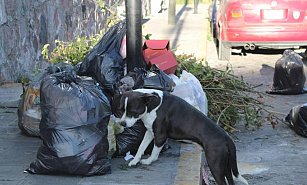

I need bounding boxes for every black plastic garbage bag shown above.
[285,104,307,137]
[144,65,176,91]
[113,120,154,157]
[116,64,176,93]
[26,72,111,176]
[116,68,146,93]
[18,62,75,137]
[267,50,306,95]
[77,21,126,96]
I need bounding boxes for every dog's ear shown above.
[141,93,158,106]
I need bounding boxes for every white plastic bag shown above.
[170,70,208,115]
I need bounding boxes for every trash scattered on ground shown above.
[124,151,134,161]
[267,49,306,95]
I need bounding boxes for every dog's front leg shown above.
[128,130,154,166]
[140,144,164,165]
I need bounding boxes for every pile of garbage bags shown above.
[20,20,208,176]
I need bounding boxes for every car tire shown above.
[212,24,217,44]
[218,38,231,61]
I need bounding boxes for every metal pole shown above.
[168,0,176,25]
[125,0,144,72]
[194,0,198,14]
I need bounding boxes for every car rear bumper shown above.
[224,28,307,48]
[224,41,307,49]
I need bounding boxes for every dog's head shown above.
[111,89,163,127]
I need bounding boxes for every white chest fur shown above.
[141,111,158,132]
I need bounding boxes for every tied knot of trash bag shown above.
[53,71,77,84]
[46,62,75,75]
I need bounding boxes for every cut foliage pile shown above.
[176,54,269,131]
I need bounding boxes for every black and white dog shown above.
[111,89,248,185]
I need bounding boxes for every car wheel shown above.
[212,24,217,44]
[218,36,231,61]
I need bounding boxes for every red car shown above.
[214,0,307,60]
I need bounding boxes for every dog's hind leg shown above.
[128,130,154,166]
[205,148,228,185]
[140,144,164,165]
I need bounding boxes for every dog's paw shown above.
[140,158,153,165]
[128,158,140,166]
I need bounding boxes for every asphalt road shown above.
[206,39,307,185]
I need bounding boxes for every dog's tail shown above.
[227,139,249,185]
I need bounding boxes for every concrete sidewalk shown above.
[0,3,209,185]
[143,3,208,60]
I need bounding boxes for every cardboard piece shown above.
[143,40,170,63]
[148,51,177,74]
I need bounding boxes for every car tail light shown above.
[231,8,243,18]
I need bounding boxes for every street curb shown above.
[174,143,203,185]
[174,4,208,184]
